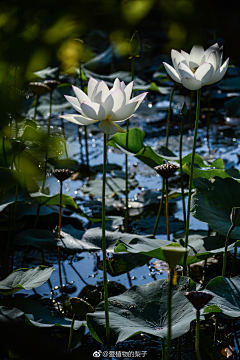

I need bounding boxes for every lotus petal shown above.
[99,119,118,135]
[92,80,110,103]
[190,45,205,65]
[129,92,148,110]
[208,58,229,85]
[81,102,106,121]
[110,102,138,122]
[111,89,124,113]
[178,62,194,79]
[88,77,98,101]
[181,78,203,91]
[208,52,217,71]
[64,95,81,113]
[59,114,98,125]
[163,62,181,83]
[204,43,219,62]
[171,50,186,69]
[103,94,114,117]
[123,81,133,105]
[181,50,190,66]
[110,78,121,94]
[194,63,214,86]
[72,86,90,105]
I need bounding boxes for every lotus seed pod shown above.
[184,291,213,310]
[161,245,187,270]
[44,80,60,91]
[52,169,74,182]
[29,82,51,96]
[230,207,240,227]
[154,163,178,179]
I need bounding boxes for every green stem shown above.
[177,336,182,360]
[161,338,165,359]
[189,91,193,130]
[214,313,219,360]
[61,118,68,158]
[84,125,89,173]
[131,56,135,81]
[231,244,237,278]
[180,114,186,229]
[78,127,84,164]
[103,134,111,356]
[195,309,201,360]
[42,91,52,192]
[222,224,235,277]
[166,269,174,360]
[68,314,75,353]
[34,204,41,229]
[183,88,201,275]
[58,180,66,315]
[165,178,170,241]
[166,86,175,148]
[2,135,8,167]
[206,85,212,151]
[34,95,39,121]
[153,178,165,237]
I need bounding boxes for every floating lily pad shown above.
[108,128,223,170]
[191,177,240,239]
[183,163,233,181]
[0,266,54,295]
[87,276,199,345]
[204,276,240,318]
[0,298,84,330]
[14,229,56,249]
[56,227,152,275]
[80,176,138,197]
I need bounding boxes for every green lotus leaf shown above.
[56,227,151,276]
[191,177,240,238]
[80,176,138,197]
[0,266,54,295]
[203,276,240,318]
[14,229,56,249]
[87,276,200,345]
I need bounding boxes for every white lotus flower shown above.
[163,43,229,90]
[60,77,147,135]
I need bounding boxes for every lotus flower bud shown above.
[154,163,179,179]
[181,102,188,117]
[230,207,240,227]
[128,30,141,58]
[184,291,213,310]
[52,169,74,182]
[161,245,187,270]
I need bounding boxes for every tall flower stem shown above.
[102,134,111,355]
[58,180,66,315]
[153,178,165,237]
[125,56,135,233]
[180,112,187,229]
[195,309,201,360]
[161,338,165,359]
[166,269,174,360]
[189,91,193,130]
[231,244,237,277]
[166,85,175,148]
[206,85,213,151]
[222,224,235,277]
[165,179,170,240]
[84,125,89,173]
[33,95,39,121]
[177,336,182,360]
[183,89,201,275]
[214,314,219,360]
[42,91,53,192]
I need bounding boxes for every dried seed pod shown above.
[44,80,60,91]
[29,82,51,96]
[52,169,74,182]
[161,245,187,270]
[184,291,213,310]
[154,163,178,179]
